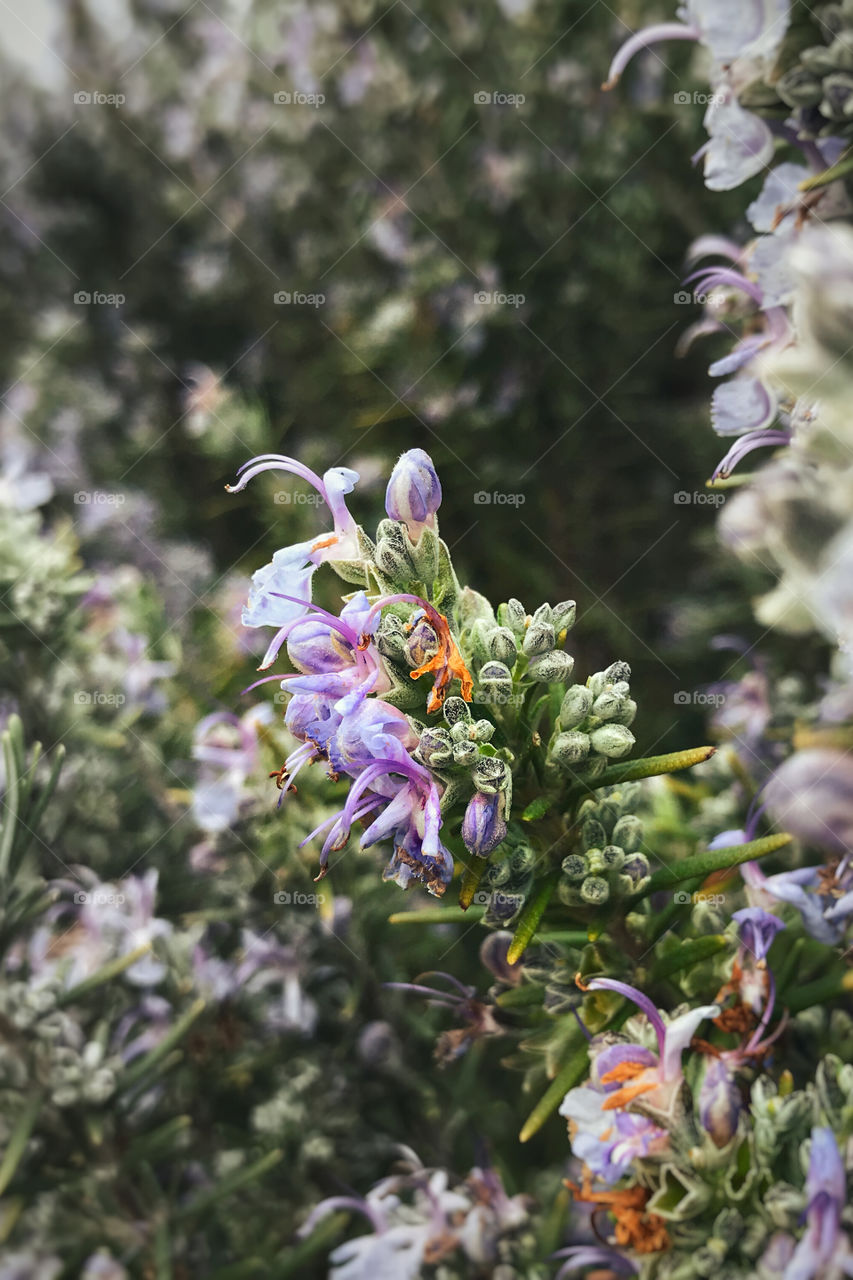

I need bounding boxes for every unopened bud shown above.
[522,621,555,657]
[612,815,643,853]
[559,685,593,729]
[580,876,610,905]
[590,723,635,759]
[528,650,575,683]
[551,730,591,766]
[489,627,518,667]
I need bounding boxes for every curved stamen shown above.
[603,21,700,90]
[227,454,328,499]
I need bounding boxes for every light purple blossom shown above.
[784,1128,852,1280]
[385,448,442,541]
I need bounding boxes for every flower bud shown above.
[488,626,518,667]
[559,685,593,729]
[551,600,576,633]
[472,756,510,795]
[522,621,555,657]
[404,616,441,669]
[528,650,575,683]
[385,448,441,540]
[443,696,471,726]
[590,724,635,759]
[477,661,513,701]
[604,661,631,683]
[452,740,478,766]
[580,875,610,905]
[479,931,520,985]
[601,844,625,871]
[591,690,624,721]
[582,818,607,850]
[612,698,637,727]
[700,1059,742,1148]
[499,598,527,637]
[561,853,588,881]
[621,852,650,886]
[551,730,591,766]
[462,791,508,857]
[612,814,643,853]
[416,726,454,767]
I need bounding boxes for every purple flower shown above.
[732,907,785,962]
[226,454,362,665]
[385,448,442,540]
[461,790,508,857]
[765,749,853,856]
[784,1128,852,1280]
[698,1057,742,1148]
[560,978,718,1182]
[742,859,853,947]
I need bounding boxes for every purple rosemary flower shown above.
[732,906,785,964]
[784,1128,852,1280]
[764,748,853,856]
[560,978,718,1183]
[742,858,853,946]
[226,454,362,665]
[385,448,442,541]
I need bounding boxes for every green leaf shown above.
[388,905,484,925]
[522,796,554,822]
[650,935,730,982]
[800,150,853,190]
[0,1093,42,1196]
[0,730,20,883]
[57,943,153,1007]
[175,1149,283,1219]
[568,746,716,798]
[458,860,487,911]
[636,832,792,898]
[519,1042,588,1143]
[507,870,560,965]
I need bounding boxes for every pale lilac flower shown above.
[553,1244,638,1277]
[765,749,853,855]
[385,448,442,541]
[226,454,362,664]
[784,1128,852,1280]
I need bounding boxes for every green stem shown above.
[0,1093,41,1196]
[388,905,484,925]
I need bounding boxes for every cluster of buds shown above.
[549,662,637,777]
[464,597,578,701]
[777,3,853,136]
[558,783,648,908]
[228,448,639,897]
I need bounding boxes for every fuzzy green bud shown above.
[612,698,637,727]
[499,598,527,637]
[416,726,454,767]
[552,600,577,633]
[601,844,625,871]
[590,723,635,759]
[477,661,513,700]
[472,756,510,795]
[488,626,518,667]
[522,621,554,657]
[561,853,588,881]
[559,684,593,729]
[528,650,575,683]
[612,815,643,853]
[551,730,591,767]
[443,696,471,726]
[582,818,607,850]
[591,690,624,721]
[452,741,478,766]
[580,876,610,905]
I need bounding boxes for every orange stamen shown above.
[600,1060,648,1085]
[565,1175,670,1255]
[311,534,338,552]
[601,1081,657,1111]
[408,609,473,711]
